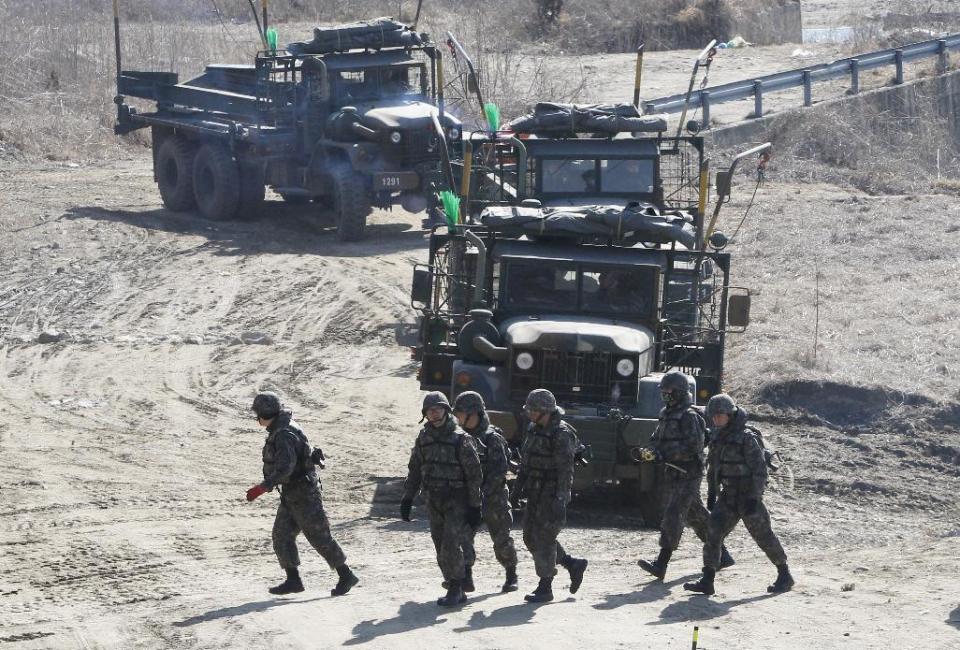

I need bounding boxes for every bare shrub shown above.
[766,91,960,195]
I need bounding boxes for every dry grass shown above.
[721,184,960,403]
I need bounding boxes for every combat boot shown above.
[331,564,359,596]
[767,564,795,593]
[719,546,736,570]
[501,565,519,593]
[638,547,672,580]
[437,579,467,607]
[683,567,716,596]
[462,566,475,593]
[524,577,554,603]
[269,567,305,595]
[563,557,588,594]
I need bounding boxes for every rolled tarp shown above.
[287,17,424,55]
[507,103,668,135]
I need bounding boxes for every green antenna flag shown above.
[483,103,500,132]
[266,27,278,51]
[439,191,460,226]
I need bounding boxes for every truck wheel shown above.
[278,193,310,205]
[192,143,240,221]
[331,170,371,242]
[156,135,197,212]
[620,476,665,527]
[238,162,266,219]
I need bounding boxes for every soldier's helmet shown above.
[659,371,691,405]
[421,391,451,414]
[706,393,737,418]
[524,388,558,414]
[252,391,282,419]
[453,391,485,415]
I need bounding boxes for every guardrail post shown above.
[937,39,949,74]
[894,49,904,85]
[802,69,812,106]
[643,101,656,115]
[700,91,711,129]
[849,59,860,94]
[753,80,763,118]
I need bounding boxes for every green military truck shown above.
[410,116,762,520]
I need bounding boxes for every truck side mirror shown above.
[715,170,732,202]
[727,293,750,328]
[411,268,433,307]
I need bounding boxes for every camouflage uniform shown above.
[403,416,483,582]
[263,410,347,570]
[703,407,787,570]
[461,413,518,570]
[519,410,579,578]
[650,400,710,551]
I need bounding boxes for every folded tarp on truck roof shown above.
[507,103,668,135]
[287,17,424,55]
[479,202,696,248]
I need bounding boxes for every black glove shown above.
[466,505,483,529]
[707,490,717,511]
[400,498,412,521]
[310,446,326,469]
[742,497,759,515]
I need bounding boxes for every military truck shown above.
[113,18,461,240]
[410,117,763,520]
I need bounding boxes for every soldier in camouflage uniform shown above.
[453,391,519,593]
[685,394,794,595]
[245,391,359,597]
[637,372,734,580]
[401,392,484,607]
[516,388,588,603]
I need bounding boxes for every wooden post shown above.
[803,69,812,106]
[700,90,711,128]
[894,49,904,85]
[753,80,763,118]
[850,59,860,94]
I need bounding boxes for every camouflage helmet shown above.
[421,391,451,414]
[524,388,558,414]
[706,393,737,418]
[252,391,282,419]
[453,391,486,415]
[659,371,691,394]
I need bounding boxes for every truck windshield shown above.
[540,158,655,195]
[504,262,656,317]
[334,65,426,102]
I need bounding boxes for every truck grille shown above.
[402,129,442,166]
[512,349,618,404]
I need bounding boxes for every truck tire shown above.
[331,170,371,242]
[156,135,197,212]
[192,143,240,221]
[278,192,310,205]
[238,162,266,219]
[620,474,665,528]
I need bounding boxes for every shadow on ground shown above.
[948,605,960,629]
[345,600,450,645]
[593,574,699,611]
[172,596,326,627]
[65,204,426,258]
[649,592,776,625]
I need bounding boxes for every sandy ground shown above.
[0,155,957,649]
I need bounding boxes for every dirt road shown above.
[0,157,957,649]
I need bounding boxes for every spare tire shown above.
[156,135,197,212]
[193,143,240,221]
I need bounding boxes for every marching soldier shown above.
[400,392,484,607]
[684,394,794,595]
[245,391,359,597]
[516,388,588,603]
[636,372,734,580]
[453,391,519,593]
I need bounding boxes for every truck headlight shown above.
[390,131,402,144]
[616,358,636,377]
[515,352,534,371]
[447,126,461,140]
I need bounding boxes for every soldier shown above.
[684,394,795,595]
[400,392,484,607]
[636,372,734,580]
[244,391,359,597]
[452,391,519,593]
[516,388,588,603]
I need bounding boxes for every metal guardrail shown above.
[642,33,960,125]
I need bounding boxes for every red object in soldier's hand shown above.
[246,485,267,502]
